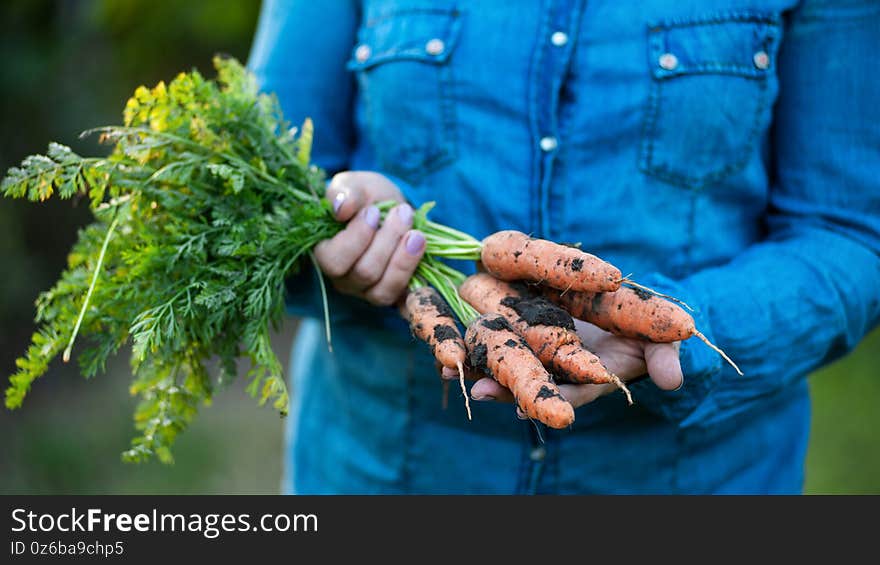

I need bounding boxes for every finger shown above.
[313,205,380,278]
[441,362,484,382]
[327,171,403,221]
[363,230,426,306]
[558,382,616,409]
[470,377,515,403]
[644,341,684,391]
[348,204,414,288]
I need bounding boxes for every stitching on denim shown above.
[349,12,462,71]
[365,7,458,29]
[648,10,781,30]
[655,64,772,80]
[637,74,661,177]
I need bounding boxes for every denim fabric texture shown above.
[248,0,880,494]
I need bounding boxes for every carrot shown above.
[544,286,743,375]
[404,286,470,418]
[465,313,575,428]
[481,230,621,293]
[459,274,631,403]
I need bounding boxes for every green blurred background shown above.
[0,0,877,494]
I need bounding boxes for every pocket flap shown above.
[347,7,462,71]
[648,12,781,79]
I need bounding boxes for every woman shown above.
[247,0,880,493]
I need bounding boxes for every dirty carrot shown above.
[480,230,622,293]
[466,313,575,429]
[404,285,470,419]
[545,286,743,375]
[459,274,631,403]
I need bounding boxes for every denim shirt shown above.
[248,0,880,493]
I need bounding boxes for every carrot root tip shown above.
[693,329,744,376]
[457,361,472,421]
[610,373,633,405]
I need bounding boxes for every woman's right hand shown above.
[314,171,427,307]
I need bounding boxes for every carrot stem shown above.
[63,217,119,363]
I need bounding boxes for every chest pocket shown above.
[347,6,461,184]
[638,12,781,190]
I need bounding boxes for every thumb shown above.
[644,342,684,391]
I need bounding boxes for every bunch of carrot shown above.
[403,230,742,429]
[0,58,740,461]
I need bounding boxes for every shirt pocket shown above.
[347,5,461,184]
[638,12,781,190]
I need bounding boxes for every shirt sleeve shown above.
[247,0,367,322]
[628,0,880,425]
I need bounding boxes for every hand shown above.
[466,319,684,412]
[313,171,426,306]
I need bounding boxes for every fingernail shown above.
[673,377,685,392]
[364,206,380,229]
[405,231,425,255]
[332,191,347,215]
[396,203,413,224]
[471,393,495,401]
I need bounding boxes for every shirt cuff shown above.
[625,272,723,423]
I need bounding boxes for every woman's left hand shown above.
[461,319,684,411]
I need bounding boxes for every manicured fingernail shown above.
[471,393,495,401]
[332,191,347,215]
[396,203,413,224]
[405,231,426,255]
[364,206,380,229]
[673,377,685,392]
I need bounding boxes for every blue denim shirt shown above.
[248,0,880,493]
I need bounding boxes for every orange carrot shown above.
[481,230,621,292]
[459,274,631,403]
[465,313,575,429]
[544,286,743,375]
[404,287,470,418]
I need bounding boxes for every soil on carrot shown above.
[419,291,455,318]
[570,258,584,272]
[501,296,575,330]
[480,316,514,332]
[468,342,489,374]
[535,384,564,401]
[433,324,459,342]
[632,286,653,300]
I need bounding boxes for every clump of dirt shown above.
[500,296,575,330]
[433,324,459,342]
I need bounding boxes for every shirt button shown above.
[658,52,678,71]
[529,446,547,462]
[354,44,371,63]
[425,38,445,56]
[550,31,568,47]
[753,50,770,70]
[539,136,558,152]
